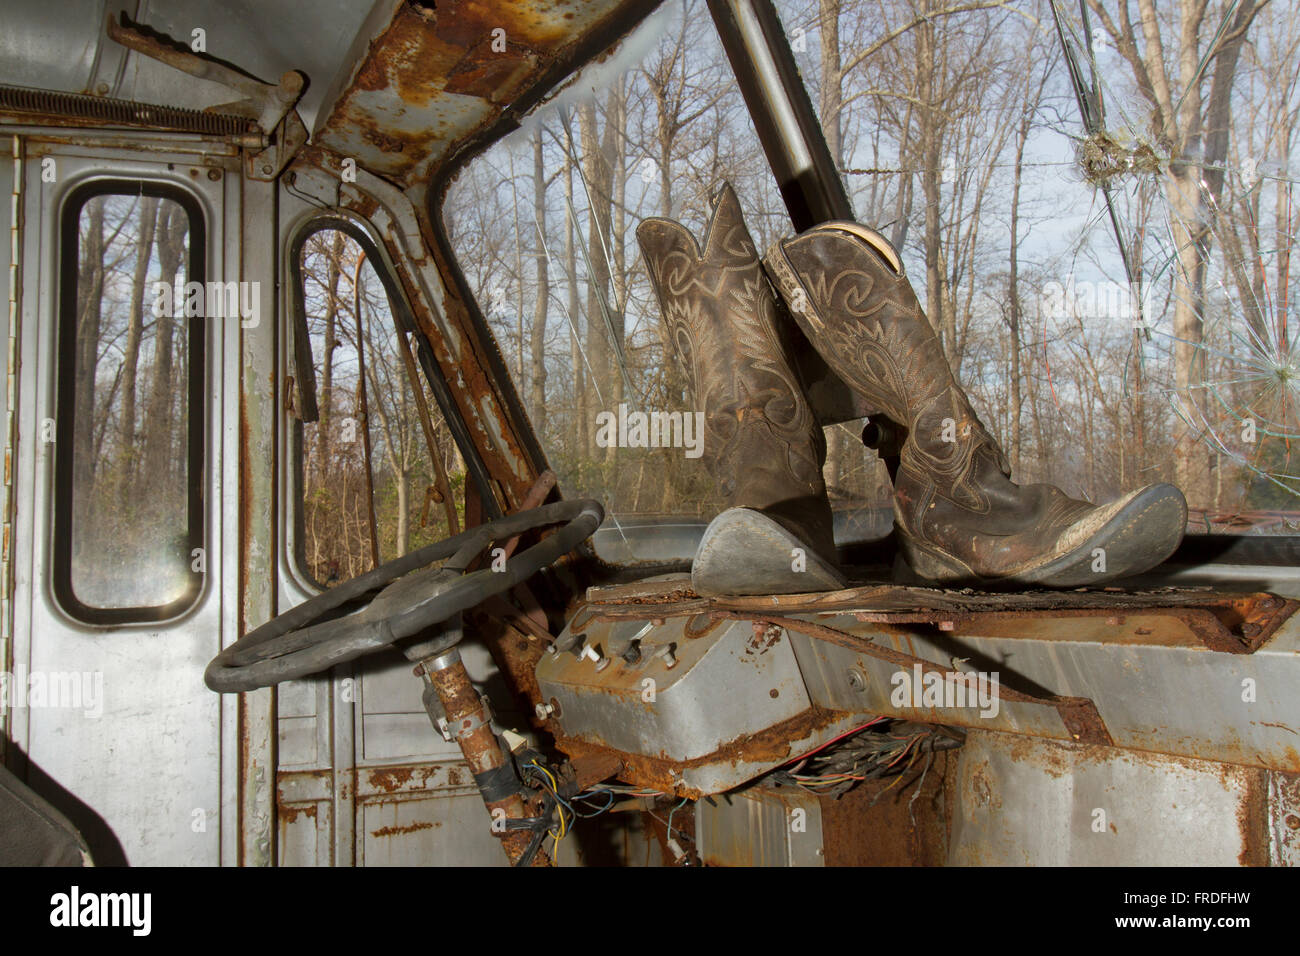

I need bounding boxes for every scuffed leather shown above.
[765,223,1185,582]
[636,183,838,573]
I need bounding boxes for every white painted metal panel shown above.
[9,142,239,865]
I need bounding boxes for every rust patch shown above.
[350,8,467,104]
[371,820,439,837]
[1236,771,1270,866]
[279,803,318,824]
[745,622,783,656]
[368,767,416,794]
[1054,696,1114,746]
[360,126,410,154]
[556,707,848,797]
[316,0,637,184]
[821,751,954,866]
[444,40,536,102]
[434,0,577,51]
[360,763,452,795]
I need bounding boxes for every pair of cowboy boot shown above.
[636,184,1186,596]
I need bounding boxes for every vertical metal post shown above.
[239,173,277,866]
[0,136,21,761]
[705,0,855,230]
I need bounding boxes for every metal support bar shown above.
[705,0,854,228]
[105,13,304,135]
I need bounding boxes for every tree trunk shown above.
[120,196,159,498]
[916,11,948,353]
[74,197,106,496]
[145,203,186,485]
[609,79,629,418]
[1008,111,1028,478]
[579,98,618,460]
[564,157,587,457]
[317,231,347,474]
[530,127,549,436]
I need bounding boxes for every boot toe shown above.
[898,483,1188,587]
[692,508,846,597]
[1023,482,1188,586]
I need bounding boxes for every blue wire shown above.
[665,796,689,840]
[572,788,617,818]
[528,761,576,816]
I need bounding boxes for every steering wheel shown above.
[205,498,604,693]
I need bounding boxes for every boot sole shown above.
[693,507,846,596]
[900,483,1188,588]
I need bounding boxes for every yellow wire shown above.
[529,761,570,840]
[530,760,560,792]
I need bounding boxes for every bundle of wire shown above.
[766,720,965,798]
[522,759,673,854]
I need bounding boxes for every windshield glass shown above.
[444,0,1300,544]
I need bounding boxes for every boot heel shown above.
[896,537,973,585]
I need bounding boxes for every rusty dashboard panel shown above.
[535,578,1300,796]
[580,579,1299,654]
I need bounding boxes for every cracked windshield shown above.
[444,0,1300,558]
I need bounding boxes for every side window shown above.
[54,183,205,622]
[292,226,466,587]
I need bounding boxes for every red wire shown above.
[885,733,925,770]
[779,716,886,769]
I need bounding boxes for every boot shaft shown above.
[764,223,1011,514]
[636,184,834,558]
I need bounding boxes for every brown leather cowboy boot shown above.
[764,222,1187,587]
[636,184,844,596]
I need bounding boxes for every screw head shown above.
[847,668,868,692]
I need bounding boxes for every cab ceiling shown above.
[1,0,644,187]
[314,0,636,186]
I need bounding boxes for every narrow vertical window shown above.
[54,182,205,622]
[291,224,466,588]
